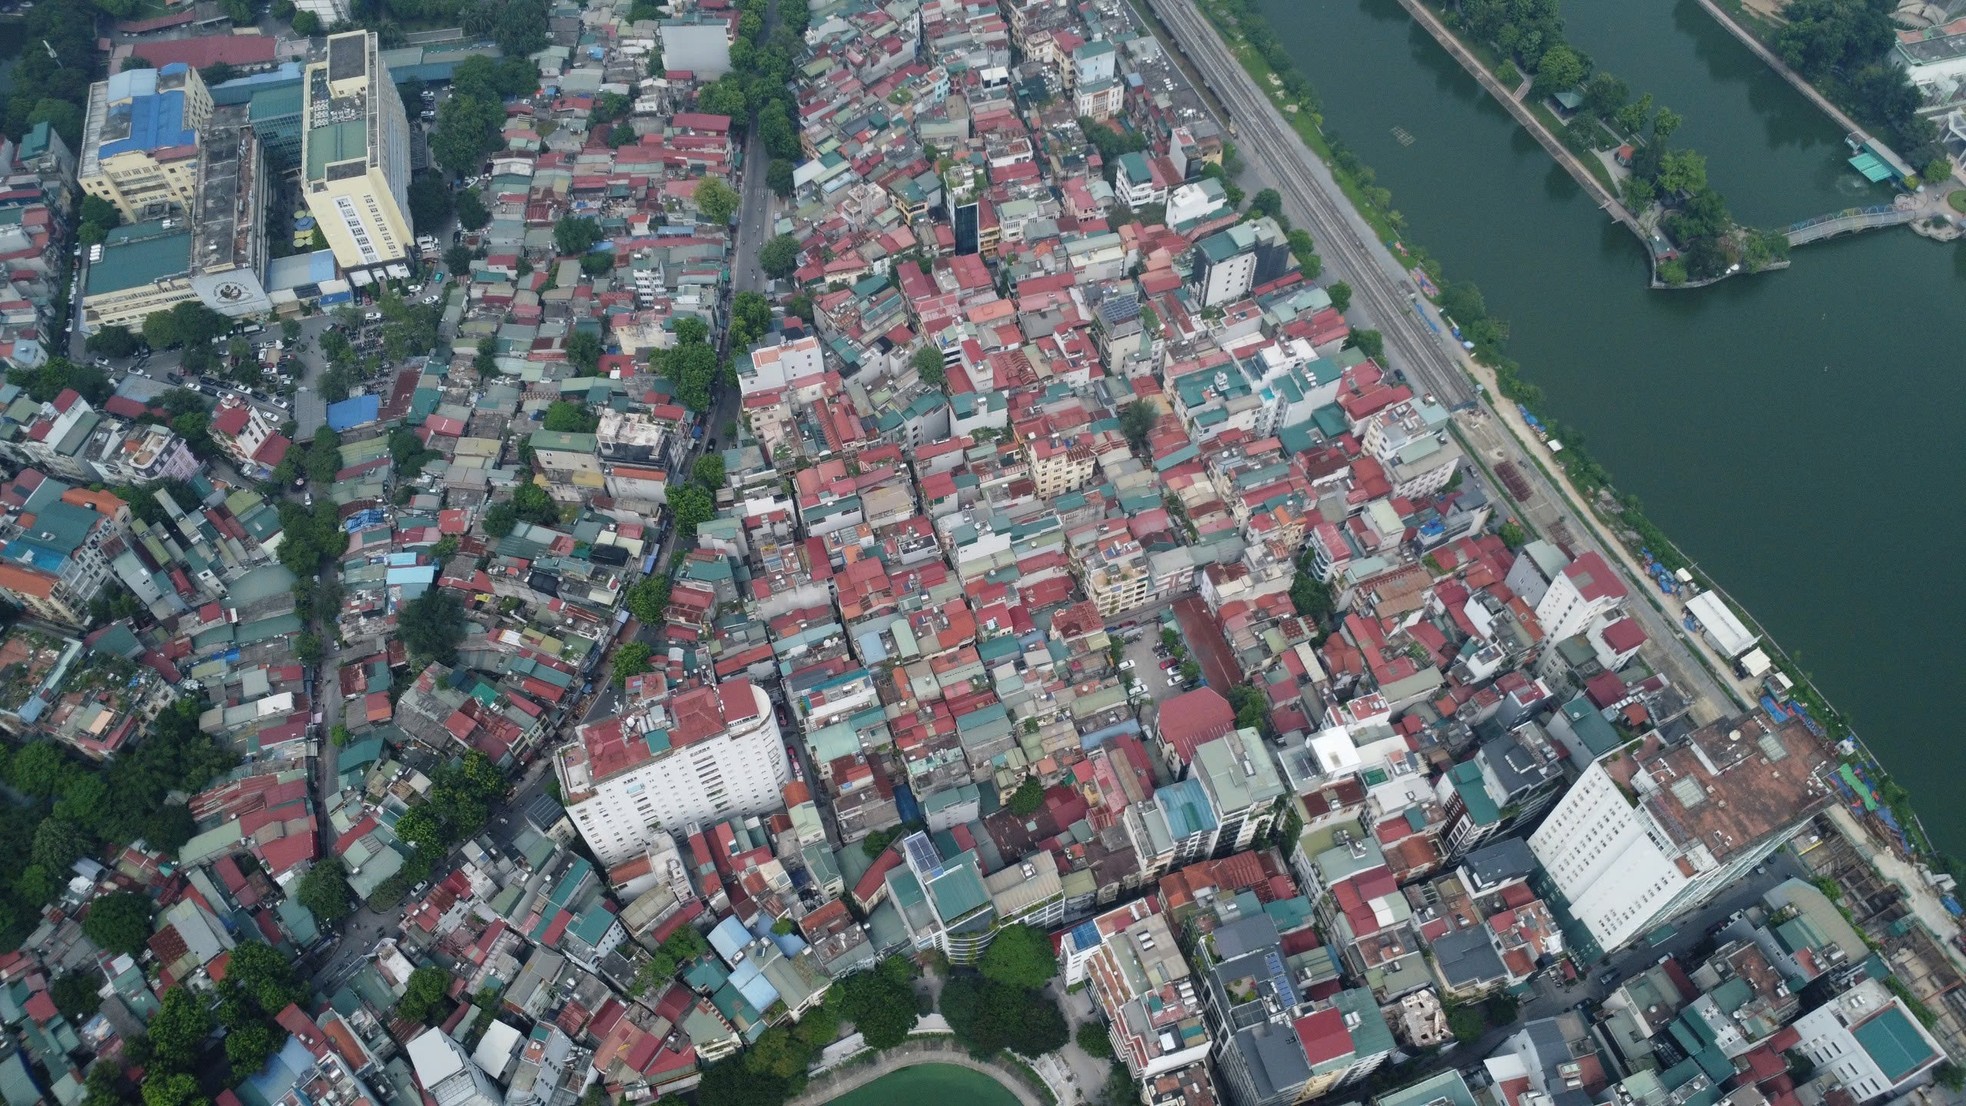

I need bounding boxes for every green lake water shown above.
[1255,0,1966,848]
[824,1064,1023,1106]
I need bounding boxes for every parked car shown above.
[1118,659,1135,671]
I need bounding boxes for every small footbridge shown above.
[1785,204,1915,247]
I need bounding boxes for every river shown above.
[1254,0,1966,850]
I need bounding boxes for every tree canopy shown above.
[296,858,354,924]
[694,178,739,225]
[399,588,466,666]
[1120,400,1158,454]
[942,972,1068,1057]
[667,485,715,537]
[83,891,153,957]
[977,923,1058,991]
[836,963,917,1049]
[760,233,800,279]
[554,215,603,256]
[397,966,453,1023]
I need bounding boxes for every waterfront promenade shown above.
[785,1040,1050,1106]
[1143,0,1739,721]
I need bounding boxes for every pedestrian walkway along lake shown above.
[1254,0,1966,850]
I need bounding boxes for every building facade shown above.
[557,680,790,866]
[301,32,415,284]
[80,65,212,222]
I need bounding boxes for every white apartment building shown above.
[739,332,824,394]
[406,1030,502,1106]
[557,680,789,866]
[1532,551,1627,644]
[1528,713,1832,953]
[1081,903,1213,1082]
[1191,730,1286,856]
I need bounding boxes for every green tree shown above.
[397,966,453,1023]
[144,803,198,853]
[543,400,599,432]
[456,189,491,231]
[626,575,672,624]
[148,987,214,1071]
[565,329,604,373]
[667,484,715,537]
[1583,71,1629,118]
[1497,519,1529,550]
[1532,43,1587,97]
[430,93,504,174]
[1652,106,1683,143]
[511,481,559,524]
[1349,329,1385,360]
[760,233,800,279]
[51,970,103,1022]
[765,158,796,198]
[33,817,91,875]
[554,215,603,256]
[1656,149,1708,196]
[1005,776,1045,817]
[1227,685,1271,733]
[674,316,710,346]
[1327,281,1352,313]
[692,453,725,491]
[911,345,946,389]
[1610,90,1653,137]
[836,966,918,1049]
[399,589,465,665]
[1248,187,1285,223]
[1120,400,1157,454]
[407,173,455,228]
[696,77,749,118]
[611,641,654,688]
[86,325,141,358]
[942,974,1069,1057]
[978,923,1058,991]
[223,941,310,1012]
[296,858,354,924]
[141,1072,206,1106]
[1076,1022,1113,1059]
[693,177,739,225]
[224,1020,282,1073]
[483,501,518,537]
[11,741,66,798]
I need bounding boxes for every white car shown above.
[1118,659,1135,671]
[364,311,382,321]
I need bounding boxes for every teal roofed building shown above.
[1790,978,1944,1101]
[887,831,1001,963]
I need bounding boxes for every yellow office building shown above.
[300,32,415,285]
[79,64,213,222]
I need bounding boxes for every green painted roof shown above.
[1448,760,1501,825]
[86,223,190,295]
[306,118,367,180]
[1852,1006,1937,1083]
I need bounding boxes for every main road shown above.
[1141,0,1738,720]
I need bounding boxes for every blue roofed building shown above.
[80,64,212,222]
